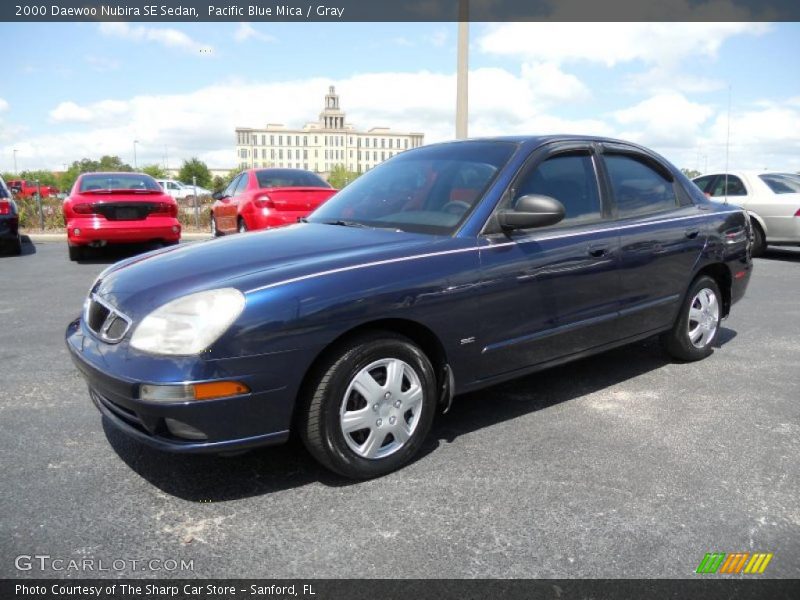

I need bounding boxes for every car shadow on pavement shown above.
[106,329,738,500]
[760,248,800,263]
[0,235,36,257]
[76,242,172,265]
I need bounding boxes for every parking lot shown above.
[1,239,798,578]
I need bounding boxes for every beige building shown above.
[235,87,424,175]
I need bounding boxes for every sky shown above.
[0,20,798,174]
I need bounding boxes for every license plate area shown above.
[115,207,141,220]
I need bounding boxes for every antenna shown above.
[724,84,732,205]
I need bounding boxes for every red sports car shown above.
[63,172,181,261]
[210,168,336,235]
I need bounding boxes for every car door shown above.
[217,174,242,232]
[599,147,707,336]
[231,172,251,228]
[476,143,622,380]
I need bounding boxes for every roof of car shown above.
[693,170,798,179]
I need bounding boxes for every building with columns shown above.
[235,87,424,175]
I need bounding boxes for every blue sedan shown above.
[66,136,753,478]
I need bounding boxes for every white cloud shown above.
[99,22,212,55]
[0,98,9,112]
[478,22,770,68]
[49,102,94,123]
[613,93,714,147]
[233,23,277,44]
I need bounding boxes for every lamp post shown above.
[455,0,469,139]
[133,140,139,169]
[13,148,18,174]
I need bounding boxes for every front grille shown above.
[84,295,132,343]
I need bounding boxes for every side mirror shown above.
[496,194,565,231]
[212,191,224,201]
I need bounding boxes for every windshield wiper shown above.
[319,219,369,228]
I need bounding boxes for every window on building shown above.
[279,149,283,159]
[296,136,300,146]
[405,139,409,149]
[381,139,385,148]
[314,136,318,144]
[381,151,386,161]
[278,136,282,145]
[303,149,308,159]
[271,149,275,159]
[303,137,308,146]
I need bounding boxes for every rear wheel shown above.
[751,221,766,257]
[68,244,84,262]
[661,275,722,361]
[9,236,22,256]
[299,332,437,479]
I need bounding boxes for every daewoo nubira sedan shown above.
[67,136,752,478]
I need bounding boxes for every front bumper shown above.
[66,216,181,246]
[66,318,295,453]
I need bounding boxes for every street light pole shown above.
[455,0,469,139]
[13,148,18,174]
[133,140,139,169]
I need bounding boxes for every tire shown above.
[660,275,722,362]
[238,218,248,234]
[751,221,766,257]
[210,214,221,237]
[68,244,83,262]
[299,332,438,479]
[9,236,22,256]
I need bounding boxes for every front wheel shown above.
[238,218,248,234]
[751,222,766,257]
[299,332,437,479]
[660,275,722,361]
[210,214,220,237]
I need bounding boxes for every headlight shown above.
[130,288,245,355]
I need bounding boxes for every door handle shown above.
[685,228,700,239]
[587,244,609,258]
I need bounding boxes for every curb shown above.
[23,232,213,242]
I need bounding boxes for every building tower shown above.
[319,86,345,130]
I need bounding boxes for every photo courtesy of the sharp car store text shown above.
[1,1,798,599]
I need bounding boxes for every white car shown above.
[156,179,212,201]
[693,171,800,256]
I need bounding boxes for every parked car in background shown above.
[66,136,752,478]
[156,179,212,201]
[210,168,336,235]
[6,179,59,199]
[0,175,22,255]
[62,172,180,261]
[693,171,800,256]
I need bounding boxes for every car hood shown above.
[94,223,455,318]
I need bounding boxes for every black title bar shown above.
[4,0,800,22]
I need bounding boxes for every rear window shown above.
[78,174,161,192]
[759,174,800,194]
[255,169,330,189]
[0,180,9,198]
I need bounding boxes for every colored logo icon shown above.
[696,552,773,574]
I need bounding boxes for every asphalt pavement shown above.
[1,238,798,578]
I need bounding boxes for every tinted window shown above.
[605,155,677,217]
[233,173,249,196]
[513,153,601,226]
[692,175,716,193]
[759,174,800,194]
[0,180,9,198]
[710,175,747,197]
[222,175,241,198]
[255,169,330,189]
[309,141,517,235]
[78,174,161,192]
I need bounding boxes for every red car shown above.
[7,179,59,198]
[63,172,181,261]
[210,168,336,235]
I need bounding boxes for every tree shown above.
[328,164,360,189]
[60,155,133,191]
[178,158,212,189]
[140,164,167,179]
[212,168,240,192]
[681,168,702,179]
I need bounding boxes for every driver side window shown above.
[222,175,242,198]
[513,153,602,227]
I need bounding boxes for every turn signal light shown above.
[151,201,178,217]
[140,381,250,403]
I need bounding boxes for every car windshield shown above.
[307,141,518,235]
[256,169,331,189]
[78,174,161,193]
[759,174,800,194]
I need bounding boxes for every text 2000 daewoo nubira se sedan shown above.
[67,136,752,478]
